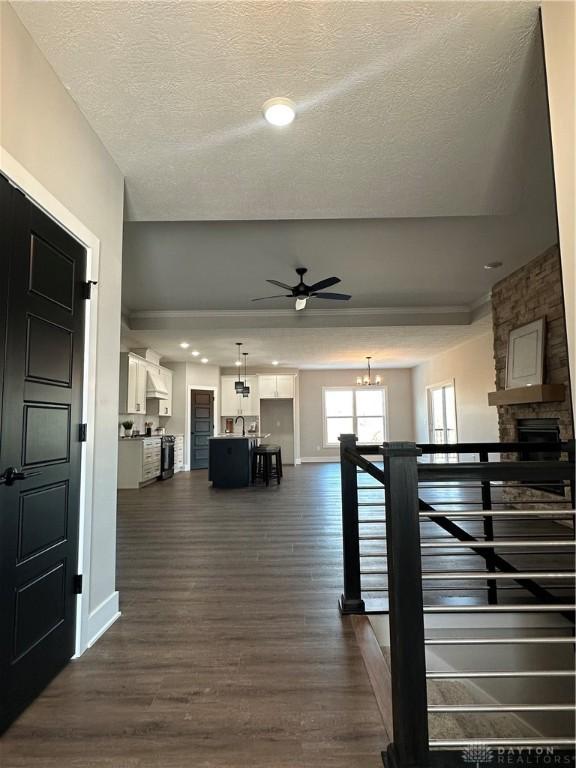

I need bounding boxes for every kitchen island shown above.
[208,434,270,488]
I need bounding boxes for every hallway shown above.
[1,466,386,767]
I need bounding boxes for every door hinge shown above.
[79,423,88,442]
[73,575,83,594]
[81,280,98,300]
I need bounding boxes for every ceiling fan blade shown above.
[267,279,294,291]
[311,292,352,300]
[251,294,290,301]
[307,276,341,292]
[295,297,308,311]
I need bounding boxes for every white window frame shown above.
[322,386,389,448]
[426,379,459,462]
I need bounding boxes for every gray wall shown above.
[298,368,414,460]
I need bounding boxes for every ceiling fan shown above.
[251,267,352,311]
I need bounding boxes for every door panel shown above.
[190,391,213,469]
[0,174,86,733]
[26,315,73,385]
[18,482,69,562]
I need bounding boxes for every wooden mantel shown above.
[488,383,566,407]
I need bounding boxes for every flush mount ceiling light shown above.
[262,97,296,127]
[484,261,503,270]
[272,360,279,366]
[191,350,200,357]
[201,358,209,364]
[179,342,190,349]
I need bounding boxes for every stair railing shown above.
[338,436,576,767]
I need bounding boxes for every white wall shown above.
[298,368,414,460]
[1,4,124,645]
[541,1,575,404]
[411,332,499,444]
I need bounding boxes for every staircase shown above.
[338,436,575,767]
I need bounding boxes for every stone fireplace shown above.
[490,245,574,506]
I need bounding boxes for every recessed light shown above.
[484,261,503,270]
[201,358,209,364]
[191,350,200,357]
[179,342,190,349]
[235,360,242,367]
[272,360,279,366]
[262,97,296,127]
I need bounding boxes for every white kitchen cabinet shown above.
[258,374,294,399]
[258,375,277,399]
[220,376,259,416]
[119,353,147,414]
[174,435,184,472]
[117,437,162,489]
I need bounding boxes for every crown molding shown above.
[128,305,471,320]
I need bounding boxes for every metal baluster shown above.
[479,448,498,605]
[338,434,364,614]
[381,442,429,768]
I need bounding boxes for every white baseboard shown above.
[86,591,121,649]
[300,456,339,463]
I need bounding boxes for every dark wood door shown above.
[0,175,86,733]
[190,390,213,469]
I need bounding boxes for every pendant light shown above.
[356,356,382,386]
[234,343,245,392]
[242,352,250,397]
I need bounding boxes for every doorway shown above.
[190,389,214,469]
[427,381,458,462]
[0,174,86,732]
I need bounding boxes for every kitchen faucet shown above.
[235,415,245,436]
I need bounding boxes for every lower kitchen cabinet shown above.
[117,437,162,489]
[174,435,184,472]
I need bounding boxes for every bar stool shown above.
[252,444,283,486]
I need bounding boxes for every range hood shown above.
[146,368,168,399]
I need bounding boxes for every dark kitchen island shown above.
[208,434,270,488]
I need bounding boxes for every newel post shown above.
[381,442,430,768]
[339,433,365,614]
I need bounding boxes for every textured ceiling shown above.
[121,315,493,368]
[13,0,545,221]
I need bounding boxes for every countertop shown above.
[210,433,271,439]
[119,434,184,442]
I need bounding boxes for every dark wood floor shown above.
[1,465,388,768]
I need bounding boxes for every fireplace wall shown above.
[491,245,574,506]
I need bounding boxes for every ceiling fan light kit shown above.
[251,267,352,312]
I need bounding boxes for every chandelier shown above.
[356,356,381,386]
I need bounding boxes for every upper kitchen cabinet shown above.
[221,375,259,416]
[258,375,295,399]
[119,353,147,414]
